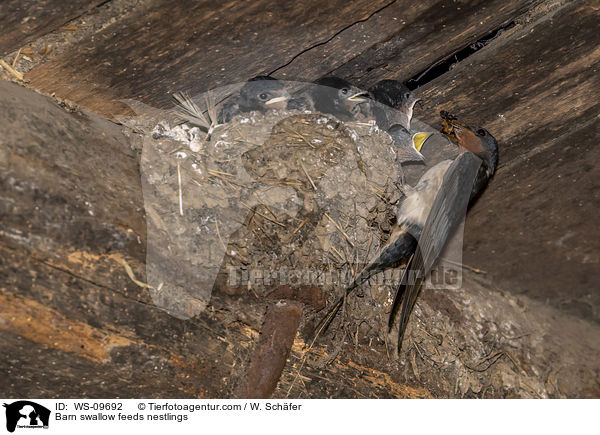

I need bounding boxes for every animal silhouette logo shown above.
[3,401,50,432]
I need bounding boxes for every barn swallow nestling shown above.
[219,76,291,123]
[368,80,420,131]
[388,124,432,164]
[316,113,498,352]
[288,76,369,121]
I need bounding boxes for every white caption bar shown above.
[0,399,595,435]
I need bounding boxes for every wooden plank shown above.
[0,0,104,56]
[0,242,256,398]
[311,0,539,85]
[271,0,441,79]
[1,79,599,398]
[463,120,600,320]
[0,329,187,398]
[0,80,255,397]
[25,0,392,117]
[416,1,600,162]
[406,0,600,321]
[24,0,540,118]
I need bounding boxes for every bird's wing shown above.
[389,152,482,351]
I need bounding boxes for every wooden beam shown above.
[25,0,393,117]
[0,0,105,56]
[409,0,600,320]
[327,0,540,87]
[0,80,253,397]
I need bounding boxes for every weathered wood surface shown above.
[0,80,253,398]
[25,0,393,117]
[320,0,538,84]
[0,0,104,56]
[1,80,599,398]
[24,0,543,118]
[412,0,600,322]
[1,0,599,398]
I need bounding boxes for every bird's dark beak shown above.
[440,111,484,154]
[348,91,369,102]
[265,89,291,108]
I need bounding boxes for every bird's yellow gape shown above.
[411,132,433,152]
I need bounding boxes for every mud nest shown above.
[139,108,415,327]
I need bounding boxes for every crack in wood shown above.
[404,0,575,92]
[268,0,398,76]
[405,20,516,90]
[32,254,155,307]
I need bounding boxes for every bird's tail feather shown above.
[388,248,427,353]
[387,253,413,330]
[314,232,418,338]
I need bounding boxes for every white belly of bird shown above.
[397,159,453,227]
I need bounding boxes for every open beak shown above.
[348,91,370,102]
[411,132,433,153]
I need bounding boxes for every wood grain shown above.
[25,0,392,117]
[411,0,600,320]
[0,80,252,397]
[0,0,104,56]
[327,0,539,86]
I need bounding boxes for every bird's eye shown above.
[405,92,410,99]
[259,93,268,101]
[340,88,348,95]
[477,128,486,136]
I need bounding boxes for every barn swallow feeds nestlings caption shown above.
[317,111,498,353]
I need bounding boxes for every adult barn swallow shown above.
[219,76,291,123]
[288,76,369,121]
[316,113,498,350]
[390,112,498,352]
[368,80,420,131]
[344,151,450,293]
